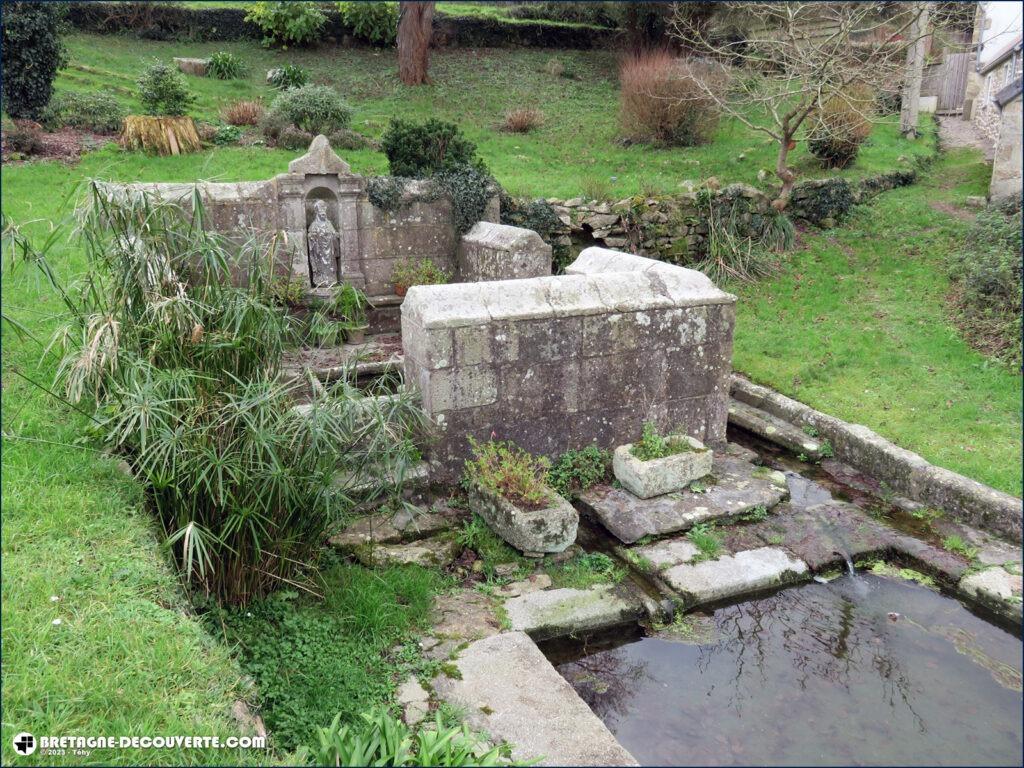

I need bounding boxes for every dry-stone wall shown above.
[402,248,736,479]
[534,171,916,265]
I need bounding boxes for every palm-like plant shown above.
[19,183,428,604]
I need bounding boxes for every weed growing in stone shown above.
[688,523,722,562]
[548,552,625,589]
[942,535,978,560]
[910,507,944,523]
[802,424,820,437]
[819,439,835,458]
[739,505,769,523]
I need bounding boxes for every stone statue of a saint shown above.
[307,199,338,287]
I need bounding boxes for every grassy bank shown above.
[733,148,1022,497]
[54,32,935,198]
[1,219,266,764]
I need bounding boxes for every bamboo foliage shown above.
[121,114,200,155]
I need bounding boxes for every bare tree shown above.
[397,1,435,85]
[669,2,933,210]
[900,1,931,137]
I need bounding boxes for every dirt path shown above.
[937,115,996,161]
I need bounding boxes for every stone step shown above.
[433,632,638,766]
[353,535,460,568]
[728,398,827,460]
[328,501,466,550]
[630,541,809,608]
[503,583,644,641]
[578,449,788,544]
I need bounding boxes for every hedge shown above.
[66,2,614,48]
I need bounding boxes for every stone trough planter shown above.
[467,483,578,556]
[613,435,713,499]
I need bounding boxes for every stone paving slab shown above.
[354,536,460,568]
[328,501,465,550]
[958,566,1024,625]
[504,584,644,641]
[433,632,638,766]
[729,399,826,459]
[661,547,809,607]
[579,454,788,544]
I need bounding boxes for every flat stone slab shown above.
[329,501,465,550]
[634,539,699,569]
[661,547,808,607]
[354,536,459,568]
[579,454,788,544]
[433,632,637,766]
[728,399,826,459]
[504,584,643,641]
[430,590,502,645]
[959,566,1024,624]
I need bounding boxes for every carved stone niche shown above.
[277,135,366,293]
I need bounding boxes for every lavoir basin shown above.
[550,573,1023,767]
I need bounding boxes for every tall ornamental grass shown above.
[15,183,427,604]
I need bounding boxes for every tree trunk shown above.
[771,132,798,212]
[899,2,930,138]
[398,1,435,85]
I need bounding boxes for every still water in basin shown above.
[553,575,1023,766]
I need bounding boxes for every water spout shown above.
[835,549,856,577]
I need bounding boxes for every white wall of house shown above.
[978,1,1023,68]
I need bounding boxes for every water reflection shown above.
[556,575,1023,766]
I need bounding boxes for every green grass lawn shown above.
[733,148,1022,497]
[55,33,935,198]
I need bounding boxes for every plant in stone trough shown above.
[463,439,553,510]
[631,422,691,461]
[18,183,426,604]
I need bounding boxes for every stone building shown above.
[990,77,1023,199]
[972,33,1023,142]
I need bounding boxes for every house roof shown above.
[995,76,1023,107]
[980,33,1023,75]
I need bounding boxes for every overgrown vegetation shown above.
[807,85,875,169]
[11,186,424,604]
[391,257,450,292]
[216,555,446,751]
[245,0,326,48]
[947,193,1022,369]
[0,2,68,120]
[547,445,611,499]
[304,707,515,766]
[40,90,127,134]
[463,439,554,509]
[548,551,625,589]
[337,1,398,46]
[381,118,483,178]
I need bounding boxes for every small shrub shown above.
[212,124,242,145]
[207,51,246,80]
[502,107,544,133]
[267,63,309,90]
[327,127,373,151]
[380,118,482,178]
[948,195,1022,368]
[630,422,693,461]
[548,446,611,499]
[619,49,723,146]
[337,1,398,45]
[278,125,315,150]
[391,257,450,290]
[244,1,326,48]
[499,195,566,270]
[221,99,264,126]
[1,2,68,120]
[806,86,875,169]
[3,119,44,154]
[265,84,352,135]
[303,708,514,766]
[463,438,553,510]
[137,60,195,116]
[40,91,126,134]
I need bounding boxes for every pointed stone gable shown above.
[288,134,351,176]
